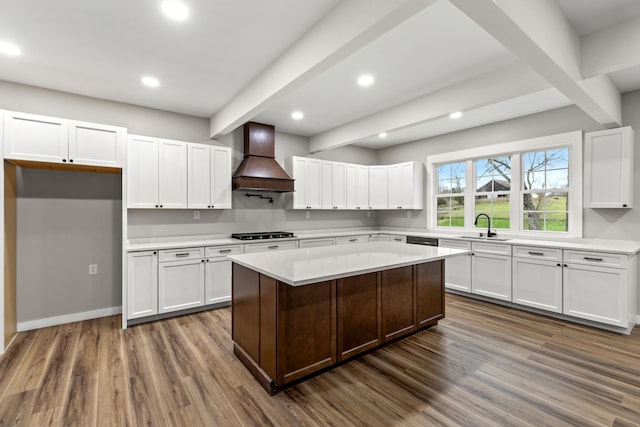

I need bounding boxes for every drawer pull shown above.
[528,251,545,256]
[218,249,232,253]
[584,257,604,262]
[349,239,357,242]
[268,245,279,249]
[393,238,402,241]
[175,253,190,257]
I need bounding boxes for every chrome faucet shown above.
[474,213,496,237]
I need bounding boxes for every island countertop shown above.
[227,241,468,286]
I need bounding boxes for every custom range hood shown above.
[232,122,294,192]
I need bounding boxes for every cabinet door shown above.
[127,251,158,319]
[387,163,402,209]
[416,261,444,328]
[401,161,422,209]
[127,135,159,208]
[68,120,125,167]
[368,165,388,209]
[332,162,346,209]
[3,111,68,162]
[471,253,512,301]
[306,158,322,209]
[440,240,472,292]
[158,139,187,208]
[211,146,232,209]
[584,127,634,208]
[345,163,358,209]
[336,272,380,361]
[205,258,232,304]
[187,143,211,209]
[512,258,562,313]
[563,263,627,327]
[355,165,369,210]
[291,157,309,209]
[381,266,416,342]
[158,259,205,313]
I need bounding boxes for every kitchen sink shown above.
[458,236,511,241]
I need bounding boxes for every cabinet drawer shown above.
[513,246,562,262]
[564,250,627,269]
[244,241,299,253]
[389,235,407,243]
[158,247,204,262]
[439,239,471,250]
[205,244,243,258]
[472,242,512,256]
[299,238,336,248]
[335,235,368,245]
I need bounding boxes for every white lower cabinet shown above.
[512,246,563,313]
[563,250,632,327]
[336,235,368,245]
[244,240,299,253]
[470,242,512,301]
[299,238,336,248]
[440,239,472,292]
[204,245,243,305]
[127,251,158,320]
[158,248,205,314]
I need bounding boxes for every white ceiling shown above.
[1,0,640,150]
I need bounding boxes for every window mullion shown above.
[465,159,474,231]
[511,153,521,233]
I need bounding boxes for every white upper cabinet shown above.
[68,120,125,167]
[346,164,369,210]
[388,161,423,209]
[321,160,346,209]
[3,111,124,167]
[158,139,188,208]
[287,156,322,209]
[584,127,634,208]
[369,165,388,209]
[127,135,187,208]
[187,143,232,209]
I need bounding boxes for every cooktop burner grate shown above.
[231,231,295,240]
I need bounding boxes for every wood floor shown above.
[1,294,639,427]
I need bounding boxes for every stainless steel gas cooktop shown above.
[231,231,295,240]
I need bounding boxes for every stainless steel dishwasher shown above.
[406,236,439,246]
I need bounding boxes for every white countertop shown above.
[228,241,467,286]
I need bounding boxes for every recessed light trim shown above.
[291,111,304,120]
[0,41,21,56]
[378,132,387,138]
[142,76,160,88]
[161,0,189,21]
[449,111,462,119]
[357,74,374,87]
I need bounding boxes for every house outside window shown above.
[474,156,511,230]
[436,162,465,227]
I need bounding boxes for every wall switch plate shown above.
[89,264,97,275]
[194,211,200,220]
[305,211,310,219]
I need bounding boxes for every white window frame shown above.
[426,131,583,239]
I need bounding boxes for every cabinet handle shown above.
[557,263,561,267]
[564,264,568,267]
[160,205,163,208]
[175,253,190,257]
[201,259,204,263]
[528,251,545,256]
[206,259,210,262]
[393,238,402,241]
[623,204,628,207]
[268,245,279,249]
[349,239,357,242]
[583,257,604,262]
[218,249,232,253]
[153,251,157,255]
[155,205,159,208]
[69,159,74,163]
[62,159,67,163]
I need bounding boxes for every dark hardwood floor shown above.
[1,294,639,426]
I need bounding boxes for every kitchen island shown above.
[228,242,467,394]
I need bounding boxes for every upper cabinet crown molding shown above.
[3,111,125,168]
[584,126,634,209]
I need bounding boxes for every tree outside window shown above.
[475,156,511,229]
[436,162,465,227]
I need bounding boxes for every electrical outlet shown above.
[89,264,97,275]
[305,211,311,219]
[407,211,411,218]
[194,211,200,220]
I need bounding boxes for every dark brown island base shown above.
[228,242,466,394]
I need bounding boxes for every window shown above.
[474,156,511,230]
[522,148,569,232]
[436,162,465,227]
[428,131,582,237]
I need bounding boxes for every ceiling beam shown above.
[309,61,550,153]
[582,15,640,78]
[209,0,437,139]
[449,0,621,128]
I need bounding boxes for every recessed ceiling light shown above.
[378,132,387,138]
[0,41,21,56]
[142,76,160,88]
[161,0,189,21]
[449,111,462,119]
[291,111,304,120]
[357,74,374,87]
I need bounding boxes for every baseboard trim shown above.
[17,306,122,332]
